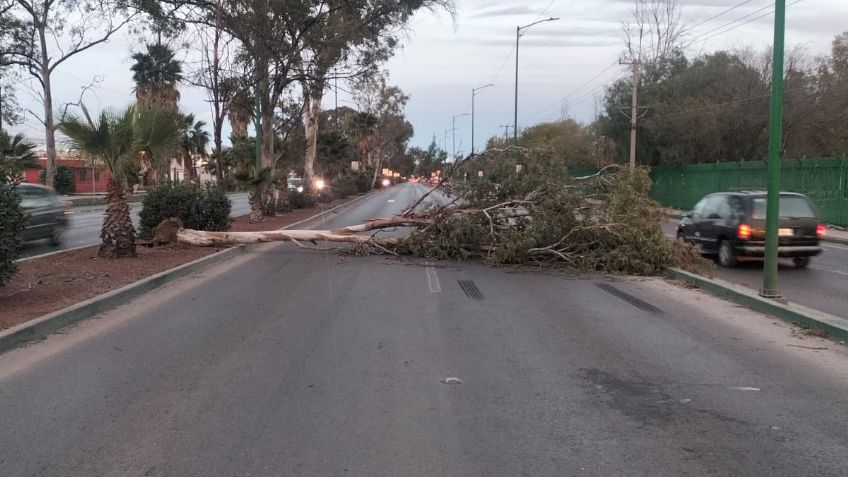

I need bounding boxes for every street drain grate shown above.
[458,280,485,300]
[596,283,662,314]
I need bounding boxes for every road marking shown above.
[387,199,395,203]
[809,265,848,277]
[731,386,761,392]
[425,262,441,293]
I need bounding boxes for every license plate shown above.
[778,228,794,237]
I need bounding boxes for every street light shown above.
[472,83,494,154]
[452,113,470,159]
[514,17,560,141]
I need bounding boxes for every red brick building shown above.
[23,156,111,194]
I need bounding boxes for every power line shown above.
[687,0,758,32]
[684,0,806,48]
[695,0,806,45]
[521,65,623,123]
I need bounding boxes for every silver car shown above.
[17,183,69,246]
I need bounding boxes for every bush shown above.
[139,181,232,240]
[354,173,371,193]
[54,166,74,194]
[288,189,316,209]
[331,175,360,199]
[0,183,26,285]
[38,166,75,194]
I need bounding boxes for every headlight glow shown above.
[315,179,326,190]
[382,178,391,187]
[296,186,304,193]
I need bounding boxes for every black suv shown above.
[17,183,69,246]
[677,191,824,268]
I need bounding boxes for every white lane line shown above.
[387,199,395,203]
[425,262,441,293]
[730,386,761,392]
[809,265,848,277]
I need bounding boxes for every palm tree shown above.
[179,114,210,182]
[227,85,254,138]
[0,131,37,185]
[131,43,183,110]
[233,166,273,223]
[60,105,183,258]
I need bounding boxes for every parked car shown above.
[17,183,70,246]
[677,191,825,268]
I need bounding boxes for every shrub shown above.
[38,166,75,194]
[288,189,316,209]
[54,166,74,194]
[354,173,371,193]
[331,175,359,199]
[139,181,232,240]
[0,183,26,285]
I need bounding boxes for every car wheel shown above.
[793,257,810,268]
[718,240,737,268]
[50,225,65,247]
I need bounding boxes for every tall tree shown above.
[59,105,183,258]
[0,0,137,189]
[131,43,183,109]
[179,113,210,182]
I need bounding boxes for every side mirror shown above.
[707,213,721,220]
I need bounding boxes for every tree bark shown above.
[100,179,137,258]
[39,26,56,190]
[303,92,322,185]
[154,216,432,247]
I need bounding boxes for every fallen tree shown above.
[155,147,712,276]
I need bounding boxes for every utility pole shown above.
[514,17,560,143]
[619,59,640,171]
[472,83,494,154]
[499,124,513,140]
[452,113,469,160]
[761,0,787,298]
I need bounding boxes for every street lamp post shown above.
[452,113,469,159]
[471,83,494,154]
[514,17,560,142]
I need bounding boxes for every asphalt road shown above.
[2,183,847,476]
[662,221,848,320]
[19,193,251,258]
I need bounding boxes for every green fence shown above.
[651,157,848,227]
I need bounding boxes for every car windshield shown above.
[752,196,816,219]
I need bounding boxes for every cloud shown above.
[470,6,539,19]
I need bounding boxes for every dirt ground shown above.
[0,195,363,331]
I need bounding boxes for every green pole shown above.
[513,25,519,142]
[761,0,785,298]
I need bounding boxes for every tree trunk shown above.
[153,216,432,247]
[213,118,224,184]
[248,190,264,223]
[39,30,56,190]
[371,151,382,189]
[303,92,322,186]
[100,179,137,259]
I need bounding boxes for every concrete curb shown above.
[668,268,848,344]
[0,245,247,355]
[14,244,97,264]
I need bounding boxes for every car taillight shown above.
[816,224,826,238]
[737,224,752,240]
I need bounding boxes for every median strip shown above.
[0,192,376,355]
[668,268,848,344]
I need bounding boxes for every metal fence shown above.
[650,157,848,227]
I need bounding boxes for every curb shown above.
[0,245,247,355]
[668,268,848,344]
[14,244,98,264]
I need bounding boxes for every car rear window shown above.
[752,196,817,219]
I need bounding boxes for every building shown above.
[23,156,111,194]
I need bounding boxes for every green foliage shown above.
[287,190,316,209]
[139,181,232,240]
[0,131,37,185]
[54,166,74,194]
[59,104,184,182]
[403,148,712,276]
[0,182,25,285]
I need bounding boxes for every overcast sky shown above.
[6,0,848,155]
